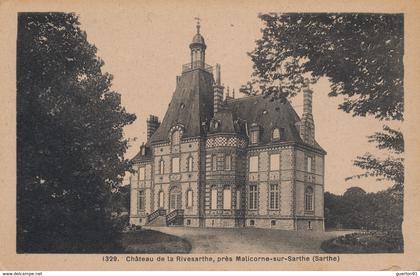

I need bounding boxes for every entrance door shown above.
[169,186,182,210]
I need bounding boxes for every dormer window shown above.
[171,130,180,145]
[250,130,259,144]
[272,128,280,140]
[249,123,260,144]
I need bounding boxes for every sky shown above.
[76,6,401,195]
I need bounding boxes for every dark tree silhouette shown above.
[17,12,136,252]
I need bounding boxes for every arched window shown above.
[249,185,258,210]
[211,186,218,209]
[270,153,280,171]
[212,155,217,171]
[307,157,312,172]
[186,189,193,208]
[305,186,314,211]
[225,155,232,171]
[172,157,180,173]
[236,190,241,209]
[158,190,164,208]
[188,156,193,172]
[223,186,231,210]
[250,130,259,144]
[171,130,180,145]
[138,190,145,210]
[272,128,280,140]
[249,156,259,172]
[269,184,279,210]
[139,167,145,180]
[159,159,164,175]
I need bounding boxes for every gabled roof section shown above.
[149,69,214,144]
[227,95,302,145]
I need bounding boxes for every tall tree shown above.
[247,13,404,189]
[17,12,136,252]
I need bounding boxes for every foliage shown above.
[324,187,403,231]
[248,13,404,189]
[17,12,136,253]
[111,184,130,214]
[248,13,403,121]
[348,125,404,190]
[321,231,403,253]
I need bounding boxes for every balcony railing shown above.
[182,61,213,74]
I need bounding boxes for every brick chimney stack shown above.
[213,64,224,113]
[299,87,315,145]
[146,115,160,141]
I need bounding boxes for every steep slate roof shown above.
[225,95,325,152]
[149,68,214,144]
[225,94,303,145]
[131,143,152,163]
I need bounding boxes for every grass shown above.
[121,229,192,253]
[321,230,403,253]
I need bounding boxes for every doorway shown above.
[169,186,182,210]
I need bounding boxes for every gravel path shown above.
[145,227,355,253]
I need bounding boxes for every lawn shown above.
[121,229,192,253]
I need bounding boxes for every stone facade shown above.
[129,24,326,231]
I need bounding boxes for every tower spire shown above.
[194,17,201,34]
[190,17,206,69]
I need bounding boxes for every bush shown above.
[321,230,403,253]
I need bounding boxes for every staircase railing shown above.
[147,209,166,224]
[166,209,184,225]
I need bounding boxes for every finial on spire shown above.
[194,17,201,34]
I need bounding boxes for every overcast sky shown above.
[77,7,401,194]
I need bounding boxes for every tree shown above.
[17,13,136,252]
[248,13,404,189]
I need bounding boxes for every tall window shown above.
[187,189,193,208]
[188,156,193,172]
[249,156,259,172]
[250,130,259,144]
[172,130,180,145]
[270,153,280,171]
[223,186,231,209]
[269,184,279,209]
[249,185,258,210]
[307,157,312,172]
[158,191,164,208]
[159,159,164,174]
[138,190,145,210]
[236,190,241,209]
[172,157,180,173]
[305,186,314,211]
[212,155,217,171]
[225,155,232,171]
[139,167,145,180]
[211,186,218,209]
[272,128,280,140]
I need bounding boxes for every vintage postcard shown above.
[0,0,419,271]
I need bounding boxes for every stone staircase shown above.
[146,208,184,226]
[166,209,184,226]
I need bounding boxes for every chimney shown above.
[146,115,160,141]
[303,87,313,115]
[213,64,224,113]
[299,87,315,145]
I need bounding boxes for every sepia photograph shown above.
[1,0,420,272]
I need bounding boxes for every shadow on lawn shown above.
[121,229,192,254]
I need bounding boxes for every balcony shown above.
[182,61,213,74]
